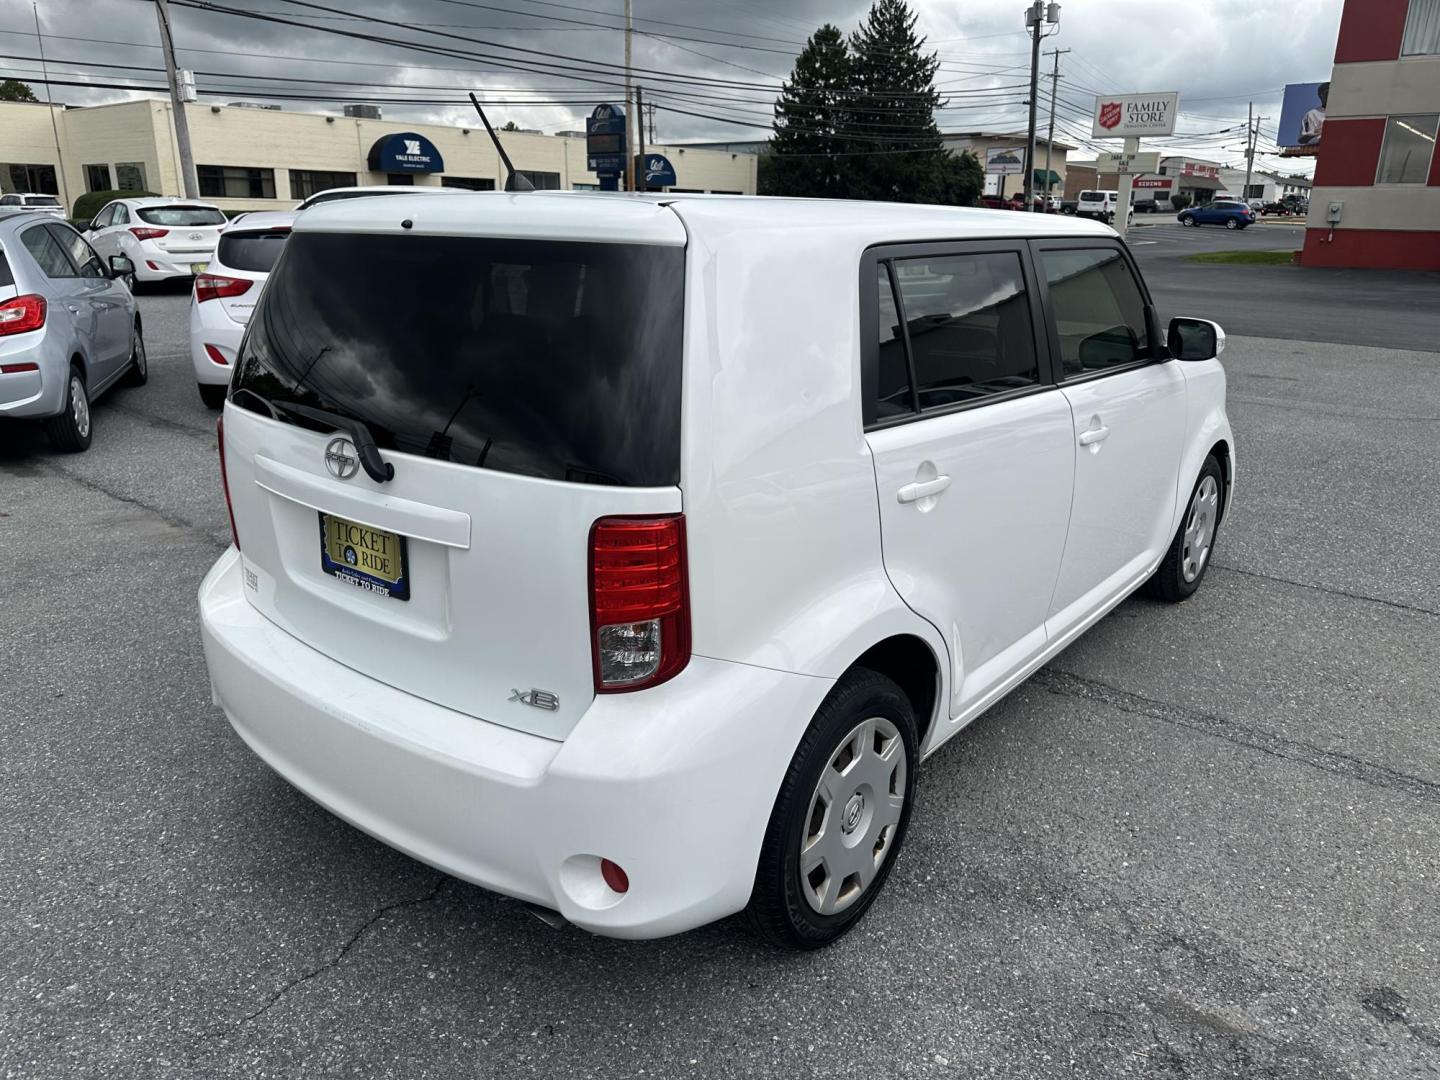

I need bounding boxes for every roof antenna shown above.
[469,92,535,192]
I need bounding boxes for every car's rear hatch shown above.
[137,204,227,255]
[220,195,687,741]
[210,225,291,324]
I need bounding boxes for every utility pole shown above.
[624,0,634,192]
[1022,2,1060,211]
[154,0,198,198]
[636,85,646,191]
[31,2,70,212]
[1043,48,1069,207]
[1243,101,1255,204]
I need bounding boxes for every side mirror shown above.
[109,254,135,281]
[86,219,101,232]
[1168,317,1226,362]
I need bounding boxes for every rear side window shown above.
[1080,192,1105,201]
[217,229,288,273]
[0,250,13,288]
[887,253,1040,411]
[1037,247,1150,377]
[233,232,685,487]
[20,225,74,278]
[135,206,226,227]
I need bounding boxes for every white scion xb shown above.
[189,211,295,409]
[198,193,1233,948]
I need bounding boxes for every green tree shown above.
[0,79,39,103]
[501,120,519,131]
[847,0,977,205]
[761,24,854,198]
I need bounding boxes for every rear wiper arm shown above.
[231,389,393,483]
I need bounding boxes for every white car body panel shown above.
[199,192,1234,938]
[87,197,227,282]
[188,211,295,388]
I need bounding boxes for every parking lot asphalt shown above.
[2,277,1439,1079]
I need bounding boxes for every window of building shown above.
[5,163,58,194]
[20,225,75,278]
[882,252,1040,413]
[1375,114,1439,184]
[515,170,561,190]
[442,176,496,191]
[1037,247,1150,378]
[115,163,148,192]
[1402,0,1440,55]
[289,169,357,199]
[83,164,111,193]
[570,183,600,191]
[197,165,277,199]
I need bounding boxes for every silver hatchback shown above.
[0,209,144,451]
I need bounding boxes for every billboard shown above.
[985,147,1025,175]
[1091,92,1179,138]
[1278,82,1328,154]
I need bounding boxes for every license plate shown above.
[318,513,410,601]
[191,263,208,274]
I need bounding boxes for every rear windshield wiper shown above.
[231,388,394,483]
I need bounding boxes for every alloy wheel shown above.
[800,716,907,916]
[1182,474,1220,582]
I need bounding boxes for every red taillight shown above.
[204,343,230,366]
[589,515,689,692]
[0,294,47,337]
[130,226,169,241]
[217,415,240,550]
[195,274,253,303]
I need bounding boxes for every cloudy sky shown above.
[4,0,1343,174]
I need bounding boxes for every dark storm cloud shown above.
[8,0,1340,171]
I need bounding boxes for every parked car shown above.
[0,210,144,451]
[1247,199,1265,213]
[1075,190,1134,227]
[1260,201,1292,216]
[294,185,465,211]
[978,194,1009,210]
[199,193,1233,949]
[1177,199,1256,230]
[0,193,66,218]
[84,198,228,284]
[189,210,295,410]
[1133,200,1160,214]
[1282,195,1309,214]
[1059,199,1078,215]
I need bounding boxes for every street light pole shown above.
[1023,2,1060,211]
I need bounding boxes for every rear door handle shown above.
[1078,425,1110,447]
[897,475,951,503]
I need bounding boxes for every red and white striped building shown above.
[1303,0,1440,269]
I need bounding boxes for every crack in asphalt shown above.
[1210,564,1440,619]
[108,400,216,442]
[32,460,228,551]
[1034,668,1440,807]
[214,876,448,1034]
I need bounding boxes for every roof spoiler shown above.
[468,93,535,193]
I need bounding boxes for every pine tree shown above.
[847,0,980,205]
[761,25,854,198]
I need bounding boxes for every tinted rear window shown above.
[136,206,226,226]
[218,229,288,273]
[233,232,685,487]
[1079,192,1105,201]
[24,196,60,207]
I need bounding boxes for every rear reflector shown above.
[589,515,689,692]
[217,415,240,550]
[1,361,40,373]
[195,274,253,303]
[600,859,629,894]
[130,227,169,242]
[204,343,230,366]
[0,294,47,337]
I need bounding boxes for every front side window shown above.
[1038,247,1150,377]
[1376,114,1439,184]
[1402,0,1440,55]
[198,165,277,199]
[289,169,358,199]
[20,225,75,278]
[47,225,106,278]
[887,252,1039,412]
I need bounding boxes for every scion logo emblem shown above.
[403,139,422,156]
[1098,101,1123,130]
[324,437,360,480]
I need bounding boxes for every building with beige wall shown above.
[0,97,757,214]
[941,132,1073,200]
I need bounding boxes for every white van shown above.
[1076,190,1134,226]
[199,193,1233,948]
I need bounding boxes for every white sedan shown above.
[189,210,295,409]
[85,198,228,283]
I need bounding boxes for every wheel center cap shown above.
[841,792,865,835]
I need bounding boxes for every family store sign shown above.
[1091,92,1179,138]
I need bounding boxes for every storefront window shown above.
[441,177,496,191]
[197,165,277,199]
[1375,114,1439,184]
[1402,0,1440,55]
[4,163,58,194]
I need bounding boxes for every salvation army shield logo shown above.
[1098,101,1123,130]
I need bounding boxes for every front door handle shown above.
[897,475,951,504]
[1078,425,1111,447]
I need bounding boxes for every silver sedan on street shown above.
[0,209,145,451]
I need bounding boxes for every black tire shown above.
[1225,217,1240,231]
[120,322,147,387]
[1180,215,1195,227]
[44,366,93,453]
[747,668,919,950]
[198,383,228,410]
[1145,454,1225,603]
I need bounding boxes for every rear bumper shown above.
[0,328,69,419]
[137,251,214,281]
[198,548,828,939]
[188,298,240,385]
